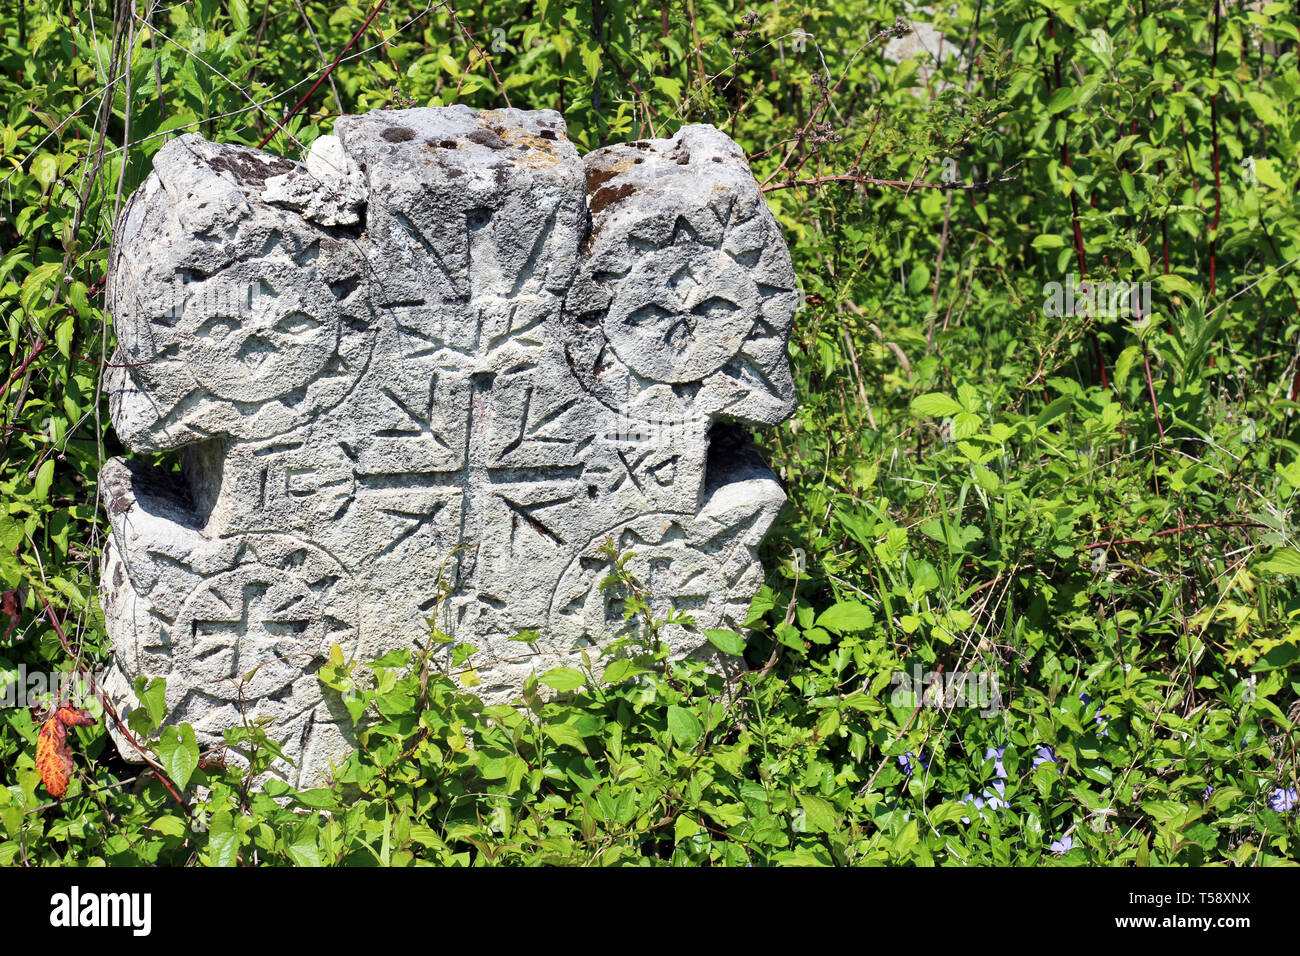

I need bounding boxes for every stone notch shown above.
[100,106,798,786]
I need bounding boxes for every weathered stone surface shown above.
[100,106,797,786]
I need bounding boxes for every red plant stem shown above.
[1142,343,1166,441]
[1208,1,1222,297]
[1047,16,1108,389]
[1085,520,1266,551]
[257,0,390,149]
[1,339,46,397]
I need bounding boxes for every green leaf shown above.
[1255,158,1285,191]
[666,705,702,749]
[1036,396,1072,428]
[652,76,683,104]
[32,459,54,501]
[951,411,981,439]
[30,154,58,189]
[674,814,700,843]
[1251,641,1300,672]
[1047,87,1076,114]
[798,793,839,834]
[1155,273,1198,299]
[154,724,199,790]
[229,0,250,32]
[294,789,338,809]
[972,463,1001,492]
[906,264,930,295]
[539,667,586,692]
[543,721,588,752]
[1113,345,1142,389]
[601,658,644,684]
[815,601,875,633]
[284,823,323,867]
[1243,90,1281,126]
[892,818,919,857]
[148,815,187,838]
[910,392,964,417]
[133,676,167,731]
[704,628,746,655]
[581,43,601,81]
[206,811,240,867]
[1257,547,1300,575]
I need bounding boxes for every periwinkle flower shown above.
[984,779,1008,810]
[1203,785,1214,800]
[1050,835,1073,854]
[961,779,1008,822]
[985,746,1007,779]
[961,748,1016,823]
[1268,787,1297,812]
[1032,746,1057,768]
[897,750,930,778]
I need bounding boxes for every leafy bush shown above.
[2,0,1299,865]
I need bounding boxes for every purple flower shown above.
[962,780,1008,823]
[1050,835,1073,855]
[1203,785,1214,800]
[985,746,1007,779]
[897,750,930,778]
[1268,787,1297,812]
[1032,746,1057,768]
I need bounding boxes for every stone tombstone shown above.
[99,106,798,786]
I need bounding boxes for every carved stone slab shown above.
[100,106,797,786]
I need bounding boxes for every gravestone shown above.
[99,106,797,786]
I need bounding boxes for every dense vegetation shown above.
[2,0,1299,865]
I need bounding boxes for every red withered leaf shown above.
[56,705,95,729]
[36,716,73,798]
[35,706,96,798]
[0,589,18,638]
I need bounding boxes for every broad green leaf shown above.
[816,601,875,633]
[154,724,199,790]
[1257,547,1300,576]
[798,793,839,834]
[206,811,240,867]
[704,628,746,655]
[539,667,585,692]
[666,705,702,749]
[911,393,964,417]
